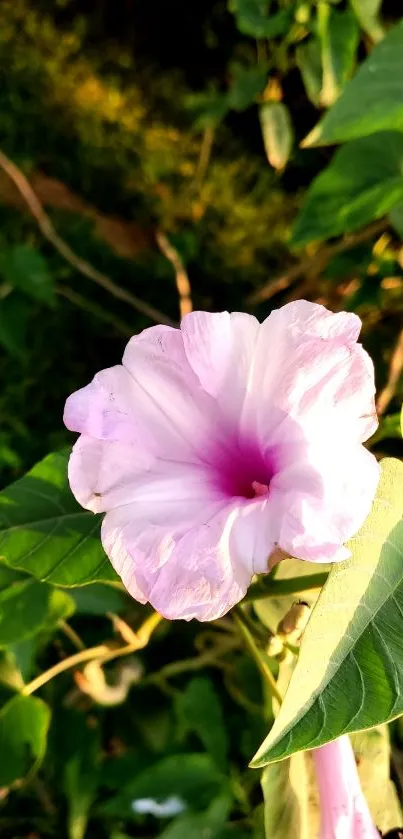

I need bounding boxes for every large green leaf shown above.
[292,132,403,246]
[0,450,116,586]
[303,21,403,146]
[0,694,50,786]
[251,458,403,767]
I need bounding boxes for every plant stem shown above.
[60,621,86,651]
[233,609,283,705]
[22,612,163,696]
[243,572,328,602]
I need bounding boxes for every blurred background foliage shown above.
[1,0,403,836]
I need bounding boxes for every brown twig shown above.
[376,328,403,416]
[247,219,388,305]
[155,229,193,318]
[0,148,175,327]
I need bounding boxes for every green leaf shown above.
[229,0,292,38]
[261,753,308,839]
[259,102,294,172]
[63,712,101,839]
[296,39,322,107]
[228,64,268,112]
[0,694,50,786]
[317,5,359,107]
[0,450,116,586]
[186,91,229,129]
[44,587,76,628]
[350,0,384,43]
[369,413,402,446]
[159,793,232,839]
[303,21,403,146]
[0,577,50,647]
[389,201,403,239]
[176,677,228,770]
[0,292,31,357]
[101,754,226,818]
[69,582,126,615]
[251,459,403,766]
[0,245,55,306]
[292,132,403,246]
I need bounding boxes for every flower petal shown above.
[181,310,260,424]
[273,445,380,562]
[68,434,216,513]
[246,301,377,446]
[102,500,257,621]
[65,325,220,465]
[312,736,380,839]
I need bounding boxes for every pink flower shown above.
[312,735,380,838]
[64,301,379,621]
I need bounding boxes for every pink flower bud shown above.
[312,736,380,838]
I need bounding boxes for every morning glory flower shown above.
[64,301,379,621]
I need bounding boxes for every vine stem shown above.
[233,609,283,705]
[22,612,163,697]
[243,572,328,602]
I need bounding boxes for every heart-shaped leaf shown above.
[0,450,115,586]
[0,694,50,786]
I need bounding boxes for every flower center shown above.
[211,436,274,501]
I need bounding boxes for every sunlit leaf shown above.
[318,5,359,107]
[350,0,384,43]
[261,753,308,839]
[350,727,402,834]
[303,21,403,146]
[252,459,403,766]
